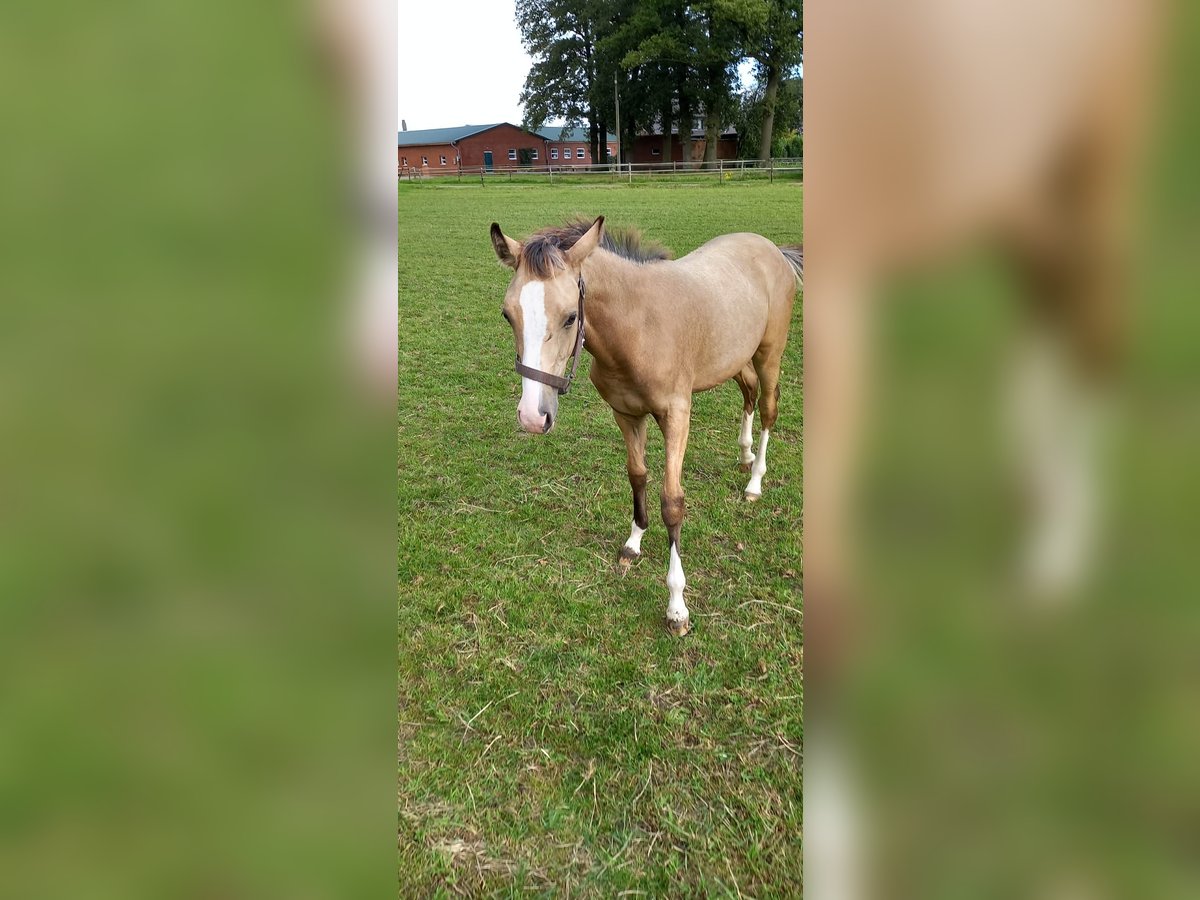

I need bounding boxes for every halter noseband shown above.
[514,276,586,395]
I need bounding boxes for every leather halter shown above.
[514,276,586,395]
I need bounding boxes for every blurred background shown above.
[0,1,395,895]
[5,0,1200,895]
[806,0,1200,896]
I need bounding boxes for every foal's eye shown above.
[564,313,577,328]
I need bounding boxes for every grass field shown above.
[398,181,802,895]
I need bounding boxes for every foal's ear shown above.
[490,223,521,269]
[566,216,605,267]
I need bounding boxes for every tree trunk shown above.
[758,63,782,162]
[661,97,673,162]
[589,118,601,167]
[581,20,598,165]
[679,94,693,167]
[703,108,720,168]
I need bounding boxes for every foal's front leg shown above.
[613,411,650,566]
[655,402,692,636]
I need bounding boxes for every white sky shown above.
[396,2,766,133]
[397,2,532,130]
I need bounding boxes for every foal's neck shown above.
[579,249,651,368]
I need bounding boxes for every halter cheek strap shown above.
[514,276,586,396]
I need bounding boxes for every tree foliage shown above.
[516,0,802,162]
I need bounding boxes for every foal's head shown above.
[491,216,605,434]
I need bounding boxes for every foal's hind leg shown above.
[745,350,783,501]
[655,400,692,636]
[613,411,650,566]
[734,365,759,472]
[1006,160,1127,603]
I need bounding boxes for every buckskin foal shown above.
[491,216,802,636]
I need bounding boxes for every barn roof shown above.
[398,122,556,147]
[397,123,506,146]
[397,122,619,147]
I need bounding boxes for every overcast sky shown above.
[396,2,765,134]
[397,2,531,131]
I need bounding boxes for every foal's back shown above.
[646,233,797,390]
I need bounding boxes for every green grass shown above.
[398,181,802,895]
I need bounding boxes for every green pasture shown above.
[398,181,803,895]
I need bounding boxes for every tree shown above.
[745,0,802,161]
[517,0,615,164]
[518,0,798,167]
[733,70,801,160]
[615,0,751,167]
[692,0,767,166]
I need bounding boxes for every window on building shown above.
[439,155,446,165]
[508,148,517,160]
[551,148,558,160]
[651,147,660,156]
[531,148,538,160]
[576,147,585,159]
[401,156,407,166]
[421,155,428,166]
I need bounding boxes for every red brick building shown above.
[536,126,617,166]
[397,123,616,174]
[630,128,739,165]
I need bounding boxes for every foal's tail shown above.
[778,244,804,289]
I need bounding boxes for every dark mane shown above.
[520,218,672,278]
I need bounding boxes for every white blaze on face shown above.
[517,281,548,424]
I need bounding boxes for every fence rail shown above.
[398,157,802,184]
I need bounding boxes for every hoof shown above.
[739,462,753,473]
[745,491,761,503]
[665,616,691,637]
[617,546,640,568]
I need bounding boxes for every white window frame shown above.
[551,147,558,160]
[421,155,428,166]
[439,155,446,166]
[401,156,407,166]
[576,147,585,159]
[531,148,538,160]
[508,148,517,160]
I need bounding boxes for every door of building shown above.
[483,151,493,171]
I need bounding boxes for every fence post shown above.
[769,157,774,184]
[480,167,484,186]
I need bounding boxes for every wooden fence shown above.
[398,157,803,184]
